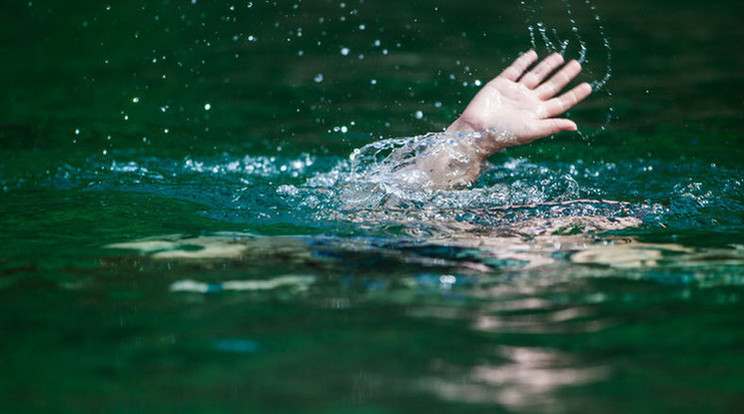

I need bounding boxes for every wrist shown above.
[445,116,477,135]
[446,117,506,158]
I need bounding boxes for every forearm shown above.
[391,117,503,191]
[410,137,485,190]
[445,116,512,156]
[414,112,529,190]
[387,51,592,192]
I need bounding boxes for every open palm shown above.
[447,51,592,153]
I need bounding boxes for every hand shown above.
[446,50,592,155]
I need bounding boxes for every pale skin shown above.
[410,50,593,190]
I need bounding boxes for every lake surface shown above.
[1,0,743,413]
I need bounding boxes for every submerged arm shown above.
[413,51,592,190]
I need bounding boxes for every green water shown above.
[2,0,743,413]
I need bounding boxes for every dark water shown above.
[2,0,744,413]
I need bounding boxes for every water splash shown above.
[277,133,655,237]
[26,144,739,242]
[519,0,613,136]
[521,0,611,89]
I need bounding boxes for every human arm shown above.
[412,51,592,190]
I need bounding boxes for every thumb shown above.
[523,119,577,142]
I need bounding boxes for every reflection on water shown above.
[99,229,744,412]
[423,346,610,412]
[107,230,744,287]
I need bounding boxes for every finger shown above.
[498,50,538,81]
[543,82,592,118]
[522,118,578,142]
[534,59,582,100]
[518,52,565,89]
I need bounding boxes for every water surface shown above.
[1,1,743,413]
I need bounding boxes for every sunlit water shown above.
[2,1,744,413]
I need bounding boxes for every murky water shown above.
[2,0,743,413]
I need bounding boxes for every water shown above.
[2,0,744,413]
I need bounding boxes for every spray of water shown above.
[519,0,613,136]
